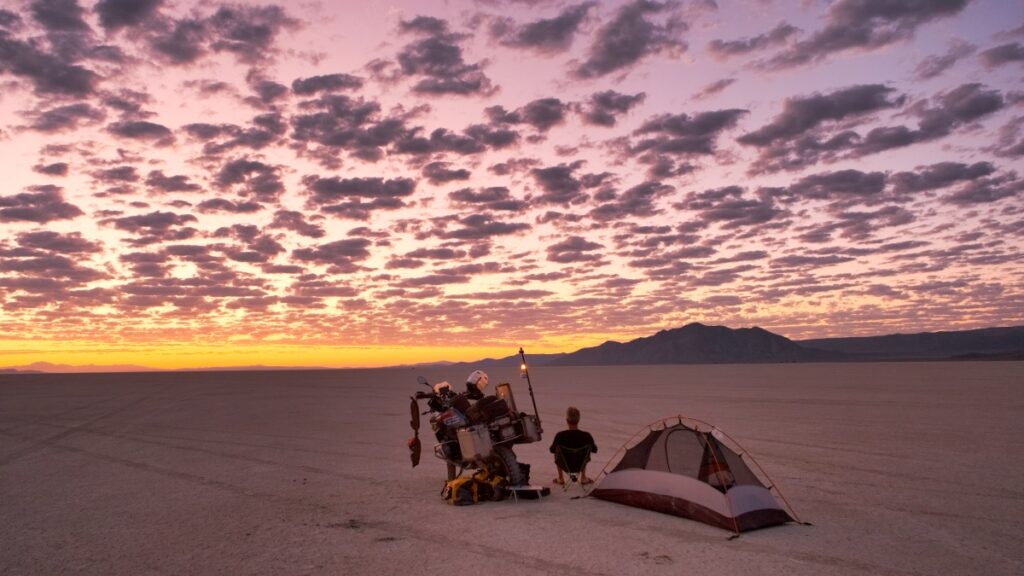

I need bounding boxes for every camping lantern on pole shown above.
[518,347,541,428]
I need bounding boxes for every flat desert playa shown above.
[1,362,1022,575]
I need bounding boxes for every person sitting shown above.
[550,406,598,485]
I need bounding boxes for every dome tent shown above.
[588,416,802,536]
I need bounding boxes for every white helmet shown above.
[466,370,489,392]
[433,381,452,395]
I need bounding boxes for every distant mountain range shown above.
[453,323,1024,368]
[800,326,1024,360]
[0,361,157,374]
[3,324,1022,374]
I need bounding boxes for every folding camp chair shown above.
[554,445,593,492]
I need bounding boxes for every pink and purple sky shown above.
[0,0,1022,368]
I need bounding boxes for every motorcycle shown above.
[407,350,543,486]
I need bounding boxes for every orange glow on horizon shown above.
[0,339,585,370]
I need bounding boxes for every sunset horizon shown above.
[2,0,1022,370]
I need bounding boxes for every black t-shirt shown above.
[549,429,597,454]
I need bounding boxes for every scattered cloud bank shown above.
[0,0,1020,355]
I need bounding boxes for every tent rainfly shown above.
[589,416,802,535]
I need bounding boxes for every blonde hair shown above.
[566,406,581,425]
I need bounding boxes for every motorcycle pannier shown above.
[457,425,493,460]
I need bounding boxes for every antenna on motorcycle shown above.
[519,347,541,426]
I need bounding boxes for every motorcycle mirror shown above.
[409,397,420,431]
[416,375,429,387]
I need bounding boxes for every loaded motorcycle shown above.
[407,350,543,486]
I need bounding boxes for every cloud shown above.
[580,90,646,126]
[890,161,995,194]
[547,235,603,263]
[30,0,90,32]
[487,97,569,132]
[290,94,410,165]
[787,169,887,201]
[195,198,263,213]
[148,4,298,66]
[0,33,98,96]
[573,0,686,79]
[449,186,528,211]
[28,103,105,132]
[216,158,284,200]
[395,16,497,96]
[850,83,1004,157]
[763,0,969,69]
[149,18,207,64]
[740,84,901,147]
[742,83,1006,174]
[463,123,520,149]
[914,39,975,80]
[34,162,69,176]
[0,253,105,282]
[119,250,169,278]
[268,209,324,238]
[492,2,595,54]
[590,180,673,221]
[988,116,1024,158]
[675,185,785,229]
[195,112,288,156]
[945,173,1023,205]
[738,84,907,173]
[708,22,797,59]
[107,120,174,145]
[145,170,201,193]
[770,253,855,269]
[102,210,198,234]
[826,205,916,241]
[692,78,735,100]
[437,213,530,240]
[0,186,84,223]
[205,4,299,62]
[92,165,139,183]
[0,10,23,31]
[980,42,1024,69]
[212,225,285,263]
[15,230,101,254]
[95,0,163,31]
[303,175,417,219]
[247,76,288,105]
[386,245,469,269]
[305,175,416,202]
[291,73,363,95]
[423,161,471,184]
[292,238,372,273]
[518,98,569,131]
[531,161,588,205]
[631,108,747,157]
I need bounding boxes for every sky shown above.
[0,0,1022,369]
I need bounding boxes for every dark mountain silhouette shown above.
[799,326,1024,360]
[456,323,840,368]
[455,323,1024,368]
[549,322,838,365]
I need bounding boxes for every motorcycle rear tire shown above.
[492,445,525,486]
